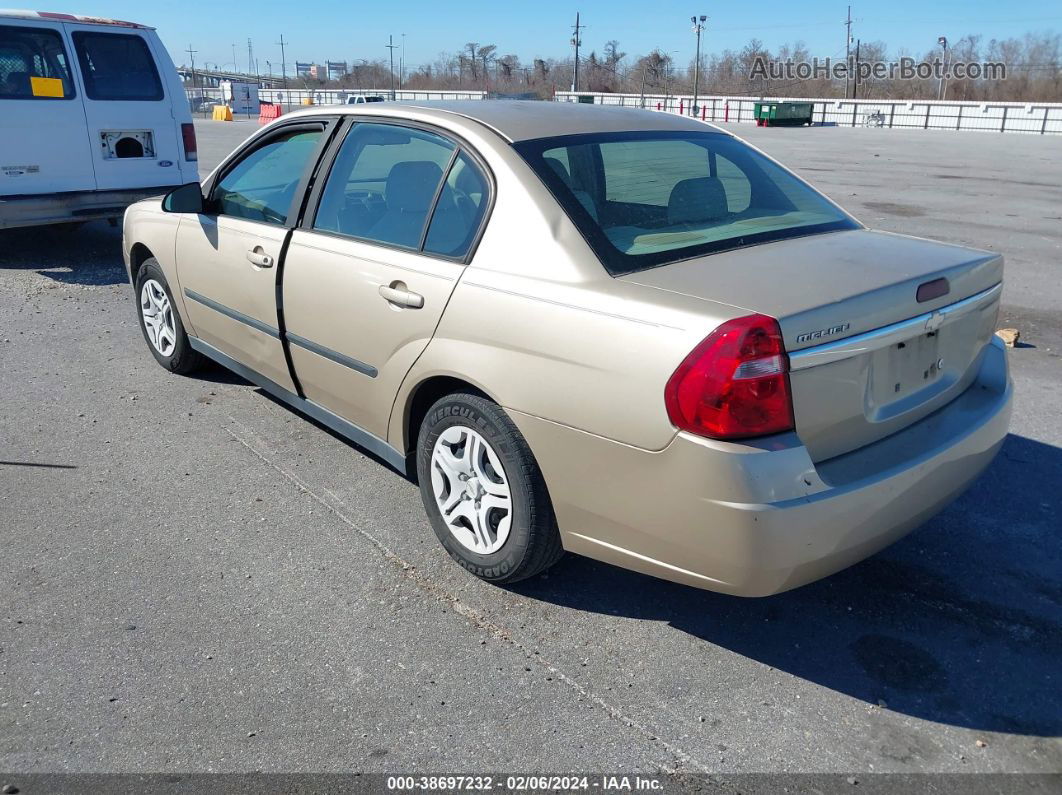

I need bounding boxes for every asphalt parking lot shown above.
[2,117,1060,776]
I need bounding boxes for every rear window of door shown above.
[314,123,454,250]
[0,24,75,100]
[212,129,323,225]
[313,122,490,258]
[72,31,162,101]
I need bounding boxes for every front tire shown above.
[416,392,563,584]
[135,258,204,375]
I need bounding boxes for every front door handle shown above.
[246,247,274,268]
[379,283,424,309]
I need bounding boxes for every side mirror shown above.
[162,182,205,214]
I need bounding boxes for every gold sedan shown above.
[123,102,1012,595]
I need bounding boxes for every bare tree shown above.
[296,29,1061,101]
[465,42,478,81]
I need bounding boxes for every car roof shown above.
[295,100,725,143]
[0,8,151,28]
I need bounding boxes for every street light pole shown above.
[691,15,706,116]
[937,36,949,100]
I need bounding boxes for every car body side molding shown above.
[184,288,281,339]
[285,331,378,378]
[187,336,407,474]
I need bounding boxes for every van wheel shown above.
[135,259,204,375]
[416,392,564,584]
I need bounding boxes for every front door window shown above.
[212,129,323,225]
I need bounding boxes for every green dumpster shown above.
[753,101,814,127]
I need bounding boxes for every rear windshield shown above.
[72,31,163,101]
[514,130,859,275]
[0,24,75,100]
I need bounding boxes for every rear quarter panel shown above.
[385,138,744,452]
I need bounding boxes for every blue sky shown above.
[19,1,1062,71]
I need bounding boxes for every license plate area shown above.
[868,330,949,421]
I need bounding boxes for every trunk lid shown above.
[622,229,1003,461]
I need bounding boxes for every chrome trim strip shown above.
[184,289,280,339]
[187,336,406,473]
[788,282,1002,371]
[286,331,378,378]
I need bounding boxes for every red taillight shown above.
[665,314,794,440]
[181,123,198,162]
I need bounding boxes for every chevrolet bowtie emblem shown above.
[924,311,945,332]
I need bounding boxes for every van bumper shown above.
[510,337,1012,597]
[0,187,179,230]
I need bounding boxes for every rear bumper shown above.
[0,187,179,230]
[511,337,1012,596]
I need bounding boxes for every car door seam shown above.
[273,228,305,397]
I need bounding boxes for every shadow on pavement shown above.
[509,432,1062,737]
[0,221,127,286]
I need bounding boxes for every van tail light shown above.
[181,123,198,161]
[665,314,794,440]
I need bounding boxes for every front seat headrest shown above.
[667,177,729,226]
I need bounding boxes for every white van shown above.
[0,9,197,229]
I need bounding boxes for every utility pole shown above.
[386,35,398,99]
[231,43,238,74]
[691,15,707,116]
[401,33,406,89]
[571,12,584,92]
[185,44,198,91]
[844,5,852,99]
[853,38,861,98]
[276,34,288,87]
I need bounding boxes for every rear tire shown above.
[134,258,204,375]
[416,392,564,584]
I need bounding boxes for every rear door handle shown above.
[246,248,274,268]
[379,284,424,309]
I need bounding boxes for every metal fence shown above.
[186,87,487,117]
[555,91,1062,135]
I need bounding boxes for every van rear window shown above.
[72,31,163,101]
[0,25,75,100]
